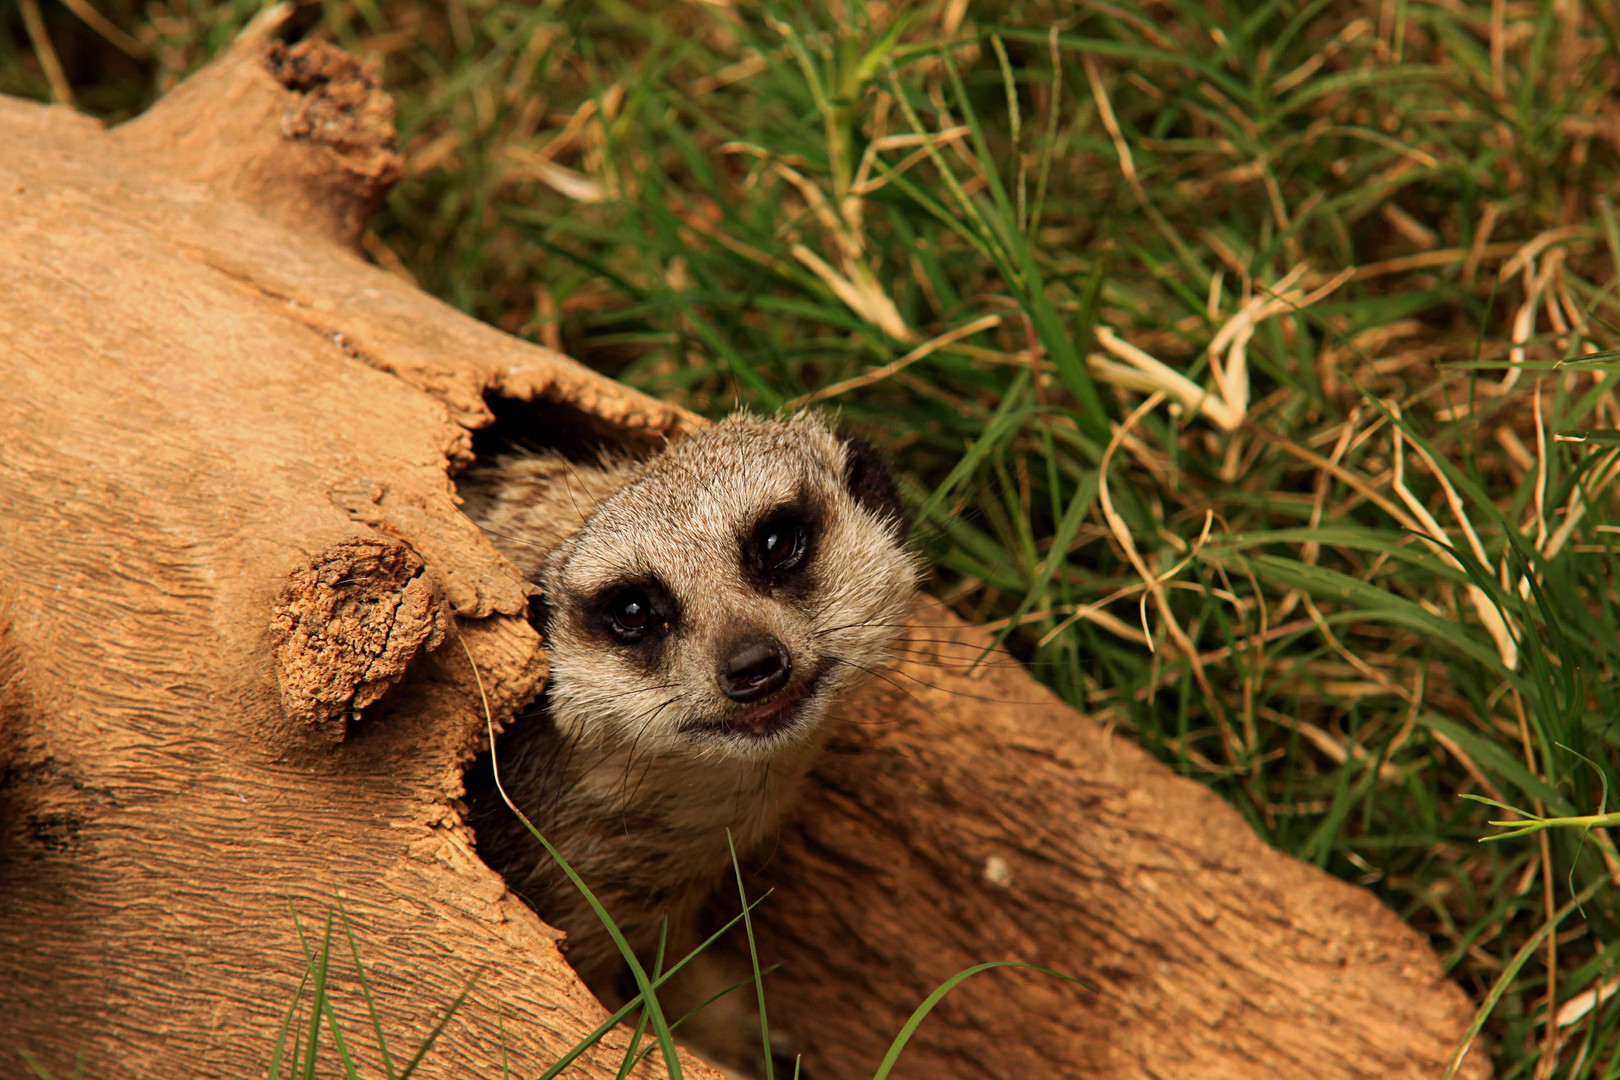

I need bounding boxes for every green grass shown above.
[7,0,1620,1076]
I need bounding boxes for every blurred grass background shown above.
[5,0,1620,1075]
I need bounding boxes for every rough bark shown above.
[0,21,1485,1080]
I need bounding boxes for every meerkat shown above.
[458,410,921,1075]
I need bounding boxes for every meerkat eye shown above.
[756,513,810,574]
[590,578,678,648]
[608,590,654,640]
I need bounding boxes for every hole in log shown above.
[463,393,670,468]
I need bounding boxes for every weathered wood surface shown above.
[0,22,1485,1080]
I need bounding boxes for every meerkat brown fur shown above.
[459,411,921,1074]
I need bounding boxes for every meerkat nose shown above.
[717,636,792,702]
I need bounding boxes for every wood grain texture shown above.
[0,26,1485,1080]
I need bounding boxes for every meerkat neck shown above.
[557,733,822,843]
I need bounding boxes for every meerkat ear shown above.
[839,429,908,542]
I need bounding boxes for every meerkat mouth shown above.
[698,664,830,741]
[737,675,817,728]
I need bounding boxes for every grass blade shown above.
[871,962,1090,1080]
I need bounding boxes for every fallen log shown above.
[0,19,1485,1080]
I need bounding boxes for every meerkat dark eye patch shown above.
[758,513,809,571]
[583,577,678,650]
[746,499,817,593]
[611,591,651,634]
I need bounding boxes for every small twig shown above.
[58,0,148,59]
[791,314,1000,407]
[19,0,74,107]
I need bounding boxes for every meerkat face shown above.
[538,411,921,761]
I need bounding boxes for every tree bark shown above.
[0,20,1485,1080]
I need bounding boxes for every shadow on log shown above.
[0,18,1486,1080]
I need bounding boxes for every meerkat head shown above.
[537,411,921,761]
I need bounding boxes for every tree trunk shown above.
[0,20,1485,1080]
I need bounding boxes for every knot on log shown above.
[270,537,448,739]
[265,41,401,180]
